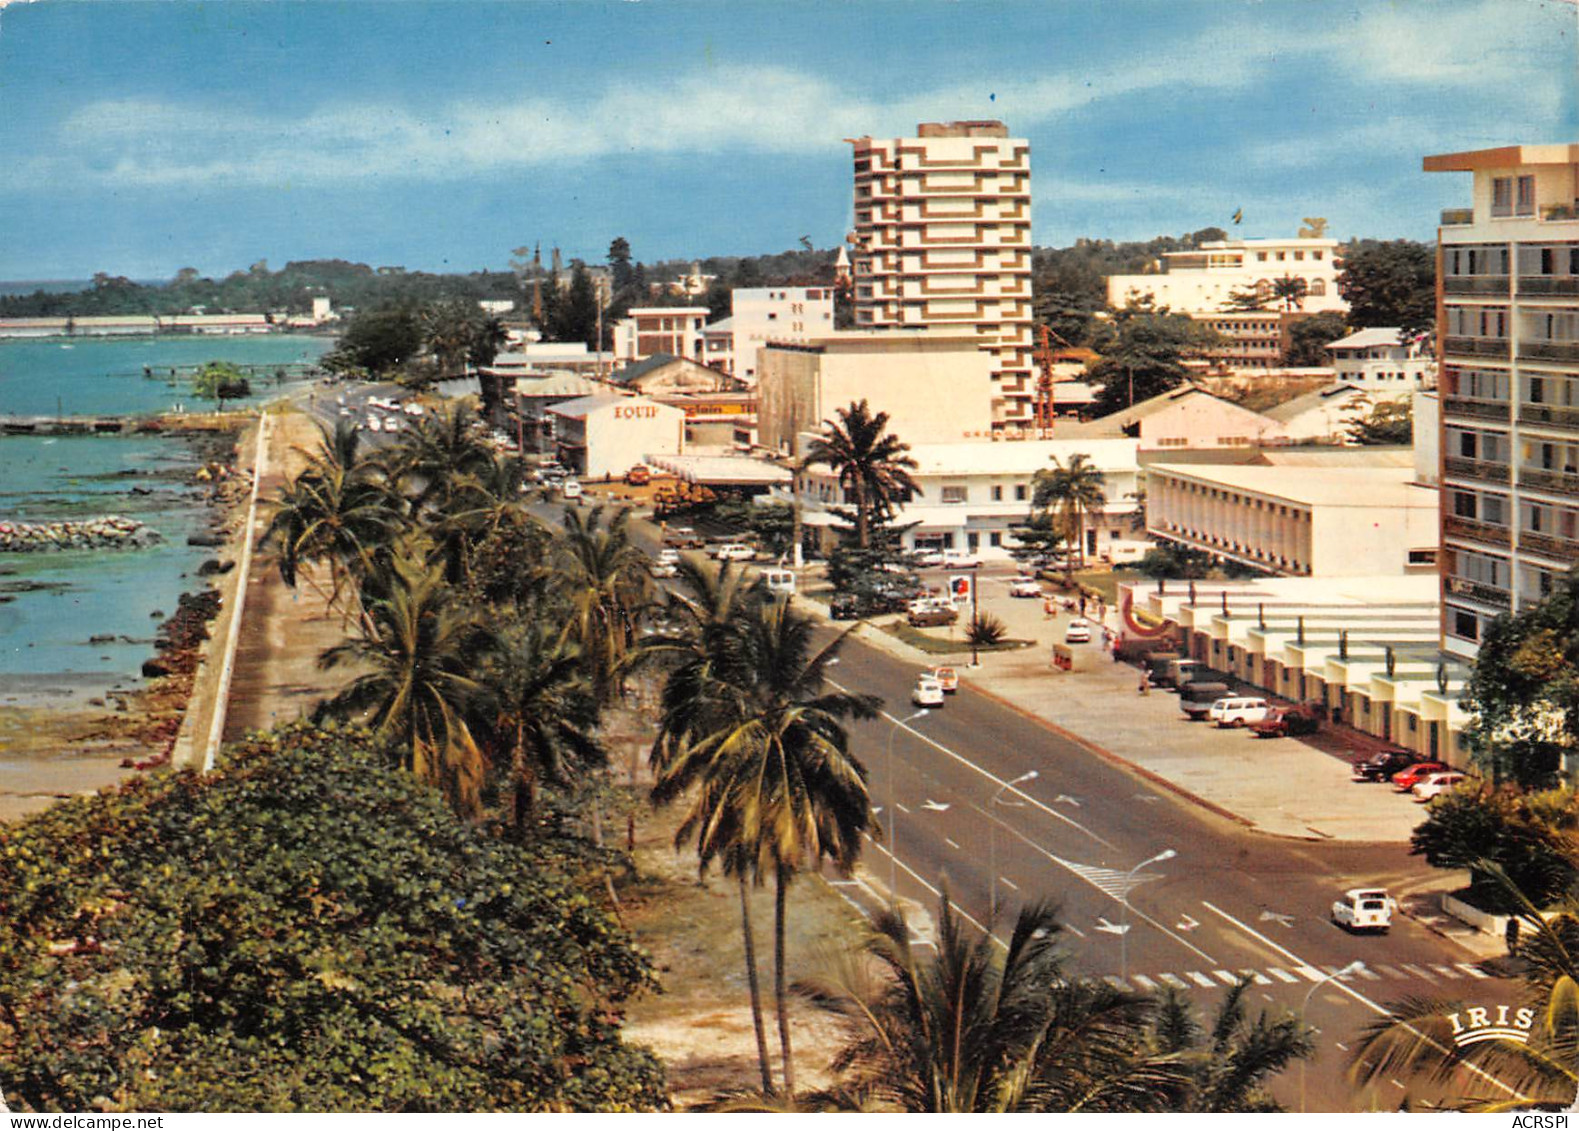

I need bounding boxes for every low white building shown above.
[547,393,686,479]
[787,437,1142,562]
[1059,385,1288,450]
[612,307,708,364]
[1261,382,1375,443]
[728,286,835,384]
[1325,327,1435,392]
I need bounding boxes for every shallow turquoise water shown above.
[0,334,330,697]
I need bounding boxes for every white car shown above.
[650,550,679,578]
[912,548,945,568]
[365,416,382,433]
[1332,888,1396,933]
[404,403,424,416]
[941,549,982,570]
[711,543,756,562]
[1208,696,1271,728]
[560,480,584,500]
[1009,577,1042,598]
[1412,771,1467,802]
[383,416,401,433]
[1064,618,1092,644]
[908,595,953,617]
[911,676,945,708]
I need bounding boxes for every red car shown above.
[1391,761,1449,792]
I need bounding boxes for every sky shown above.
[0,0,1575,281]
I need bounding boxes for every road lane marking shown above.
[860,835,993,939]
[1458,963,1490,979]
[1294,966,1325,982]
[999,876,1020,891]
[1353,965,1381,981]
[1239,969,1273,985]
[1159,973,1189,989]
[1132,975,1159,991]
[1064,924,1086,939]
[944,837,961,849]
[1187,971,1217,988]
[1200,900,1526,1102]
[848,697,1115,849]
[895,802,911,814]
[1213,970,1240,985]
[1030,848,1215,964]
[1401,963,1435,982]
[1430,964,1461,979]
[1376,964,1406,980]
[1267,967,1299,983]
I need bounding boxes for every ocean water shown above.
[0,334,331,698]
[0,333,331,418]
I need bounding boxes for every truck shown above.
[1331,888,1396,933]
[1178,681,1231,721]
[1152,656,1203,690]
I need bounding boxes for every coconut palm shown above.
[316,539,494,817]
[550,505,653,707]
[802,399,921,550]
[652,598,880,1094]
[484,616,606,835]
[1272,275,1309,312]
[424,298,480,379]
[1031,453,1108,574]
[1150,983,1314,1112]
[427,452,531,584]
[792,892,1189,1111]
[384,401,495,513]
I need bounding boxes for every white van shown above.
[763,569,795,596]
[560,479,584,501]
[1208,697,1271,728]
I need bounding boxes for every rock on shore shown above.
[0,516,160,553]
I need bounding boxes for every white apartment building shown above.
[1428,142,1579,659]
[1326,327,1435,392]
[1107,237,1347,315]
[848,121,1034,430]
[786,437,1141,562]
[612,307,708,365]
[727,286,835,383]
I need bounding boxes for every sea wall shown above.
[0,516,160,553]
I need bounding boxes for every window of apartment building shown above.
[1275,252,1286,261]
[1450,608,1481,642]
[991,485,1003,501]
[1493,175,1537,218]
[1309,279,1326,295]
[941,485,968,504]
[1257,252,1268,261]
[1527,438,1579,473]
[1294,250,1305,261]
[1446,306,1509,338]
[1518,175,1537,216]
[1531,309,1579,343]
[1014,484,1028,502]
[1408,549,1438,566]
[1455,549,1509,588]
[1448,366,1510,401]
[1313,251,1324,261]
[989,532,1002,547]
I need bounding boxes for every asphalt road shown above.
[296,391,1520,1110]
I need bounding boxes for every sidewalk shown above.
[819,570,1430,844]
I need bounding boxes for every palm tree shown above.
[1031,453,1108,575]
[316,539,494,817]
[1150,983,1313,1112]
[648,558,776,1091]
[424,298,480,379]
[550,505,653,707]
[384,402,495,513]
[652,598,880,1094]
[802,399,921,550]
[792,892,1189,1111]
[428,452,530,585]
[484,616,606,836]
[1272,275,1309,312]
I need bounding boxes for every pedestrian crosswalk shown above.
[1102,960,1491,993]
[1055,858,1160,901]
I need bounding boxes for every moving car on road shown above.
[1412,771,1468,802]
[1064,618,1092,644]
[1332,888,1396,933]
[927,666,959,693]
[911,676,945,708]
[1009,577,1042,598]
[650,548,681,578]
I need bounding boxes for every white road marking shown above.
[861,835,995,941]
[1335,1042,1349,1052]
[852,698,1114,848]
[1034,849,1216,964]
[1159,973,1189,989]
[999,876,1020,891]
[1267,967,1299,983]
[944,837,961,850]
[1430,964,1461,979]
[895,802,911,814]
[828,879,859,887]
[1095,918,1131,936]
[1132,975,1159,991]
[1458,964,1490,979]
[1214,970,1241,985]
[1353,965,1381,981]
[921,800,951,812]
[1376,964,1407,980]
[1295,966,1325,982]
[1240,969,1273,986]
[1401,963,1435,982]
[1064,924,1086,939]
[1187,971,1217,988]
[1200,900,1527,1102]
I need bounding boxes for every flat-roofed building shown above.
[726,286,835,384]
[1107,236,1347,315]
[612,307,708,364]
[1426,142,1579,658]
[1326,327,1435,392]
[546,393,685,479]
[1148,460,1440,577]
[848,121,1033,430]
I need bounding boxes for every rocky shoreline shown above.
[0,515,160,553]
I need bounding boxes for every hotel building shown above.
[1427,143,1579,659]
[847,121,1034,430]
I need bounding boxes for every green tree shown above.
[1282,310,1348,367]
[316,540,495,817]
[1337,240,1436,338]
[322,305,425,376]
[384,401,496,513]
[1461,568,1579,788]
[1410,787,1577,911]
[802,399,922,551]
[1346,400,1413,446]
[1135,543,1216,581]
[608,237,635,292]
[1271,275,1309,312]
[1149,984,1314,1112]
[652,599,879,1094]
[425,298,481,378]
[551,505,654,707]
[1087,299,1221,416]
[792,894,1188,1111]
[1031,453,1108,573]
[1222,284,1273,312]
[190,359,251,410]
[0,724,666,1112]
[553,261,601,347]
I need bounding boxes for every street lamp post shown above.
[1118,848,1177,984]
[886,709,929,904]
[1301,960,1363,1112]
[988,770,1039,922]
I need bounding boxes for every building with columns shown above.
[847,121,1034,430]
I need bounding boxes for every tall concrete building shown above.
[847,121,1033,430]
[1426,143,1579,659]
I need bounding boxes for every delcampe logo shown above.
[1447,1004,1537,1047]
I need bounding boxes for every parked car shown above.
[912,548,945,568]
[663,526,704,549]
[1412,771,1468,802]
[912,676,945,708]
[830,591,901,620]
[1008,577,1042,599]
[1154,657,1203,690]
[560,479,583,501]
[927,666,959,693]
[624,464,652,486]
[1064,618,1092,644]
[762,569,795,596]
[909,604,959,628]
[711,542,756,562]
[941,548,982,570]
[1249,704,1322,738]
[1351,750,1419,782]
[1331,888,1396,933]
[1208,696,1271,728]
[1391,761,1450,792]
[649,547,681,578]
[1179,681,1232,721]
